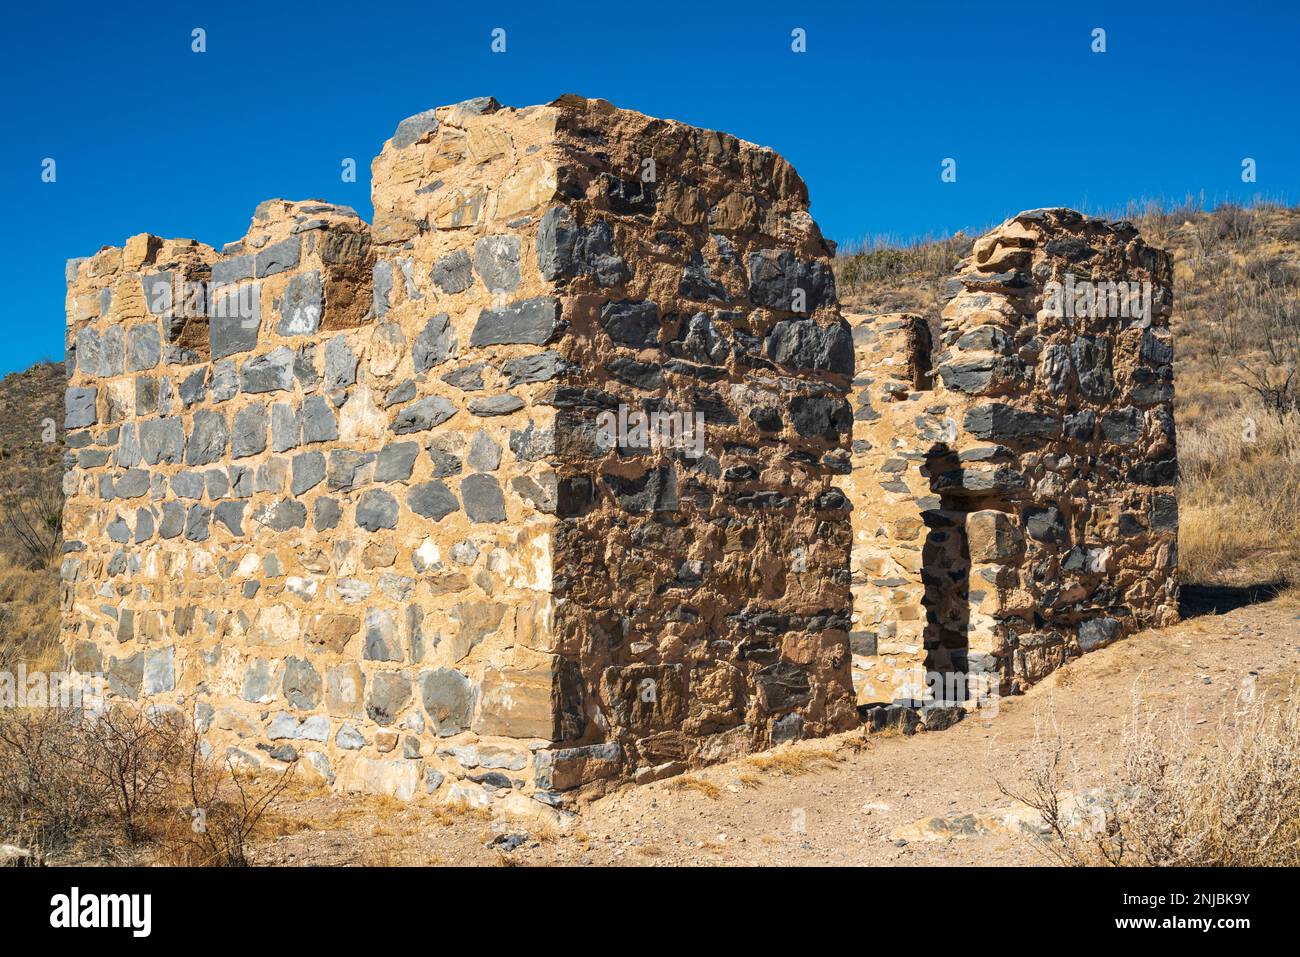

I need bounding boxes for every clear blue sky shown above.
[3,0,1296,375]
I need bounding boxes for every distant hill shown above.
[0,360,62,671]
[0,360,64,500]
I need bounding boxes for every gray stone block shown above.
[232,403,268,458]
[184,503,212,542]
[390,395,456,434]
[254,237,301,277]
[240,347,294,394]
[420,668,472,733]
[65,387,97,429]
[470,297,562,347]
[291,451,326,495]
[467,431,502,471]
[747,248,836,313]
[271,402,299,452]
[503,350,566,386]
[391,109,439,149]
[356,489,399,531]
[313,497,342,531]
[366,671,412,724]
[364,608,402,662]
[126,323,162,372]
[375,442,420,482]
[210,287,261,360]
[474,234,522,293]
[461,473,506,523]
[214,500,246,535]
[413,314,455,372]
[468,394,524,416]
[430,250,472,293]
[300,394,338,444]
[139,417,184,465]
[324,335,358,390]
[186,410,228,465]
[277,270,323,336]
[599,299,659,348]
[257,498,307,531]
[283,657,323,710]
[408,481,459,520]
[171,471,205,500]
[211,254,254,287]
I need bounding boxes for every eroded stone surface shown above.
[844,209,1176,706]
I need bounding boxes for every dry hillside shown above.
[0,361,63,673]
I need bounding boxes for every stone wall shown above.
[60,97,1176,808]
[843,313,935,704]
[846,209,1178,706]
[60,95,858,809]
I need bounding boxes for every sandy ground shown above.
[252,597,1300,866]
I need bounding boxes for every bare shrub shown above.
[1231,282,1300,419]
[0,702,294,865]
[73,705,195,845]
[1001,689,1300,866]
[158,739,296,867]
[0,708,111,862]
[0,487,62,570]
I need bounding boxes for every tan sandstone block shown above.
[473,664,558,739]
[123,233,162,270]
[493,161,557,221]
[967,510,1024,563]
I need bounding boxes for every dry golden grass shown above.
[253,808,318,839]
[868,723,909,740]
[745,745,841,776]
[523,817,565,844]
[0,562,60,674]
[1003,687,1300,866]
[1125,202,1300,586]
[837,728,875,753]
[835,232,975,316]
[1275,582,1300,606]
[0,704,297,866]
[1177,402,1300,585]
[670,776,722,800]
[355,841,445,867]
[439,799,492,823]
[315,792,407,829]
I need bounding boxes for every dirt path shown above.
[254,598,1300,866]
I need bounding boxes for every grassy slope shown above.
[0,361,64,671]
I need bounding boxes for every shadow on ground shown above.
[1180,582,1286,617]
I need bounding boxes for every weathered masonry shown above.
[61,97,1176,810]
[845,210,1178,707]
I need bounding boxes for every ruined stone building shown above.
[60,96,1177,807]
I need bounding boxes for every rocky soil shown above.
[252,593,1300,866]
